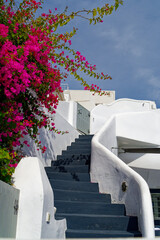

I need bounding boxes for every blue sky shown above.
[30,1,160,106]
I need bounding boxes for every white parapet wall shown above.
[0,180,19,238]
[21,109,79,166]
[90,98,156,134]
[13,157,66,239]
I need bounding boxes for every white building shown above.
[1,89,160,239]
[63,89,115,111]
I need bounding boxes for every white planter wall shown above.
[13,157,66,239]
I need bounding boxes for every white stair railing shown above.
[90,115,155,238]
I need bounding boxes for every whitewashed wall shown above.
[0,181,19,238]
[13,157,66,239]
[116,110,160,147]
[119,152,160,188]
[56,101,77,128]
[21,110,79,166]
[91,99,156,134]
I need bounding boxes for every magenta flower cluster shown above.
[0,0,114,168]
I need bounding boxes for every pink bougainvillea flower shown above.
[0,24,9,38]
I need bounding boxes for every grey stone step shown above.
[78,135,94,140]
[57,154,90,161]
[72,141,91,146]
[62,149,91,155]
[45,165,89,173]
[75,139,92,144]
[50,180,99,192]
[56,213,139,231]
[67,143,91,150]
[66,229,141,238]
[55,201,125,215]
[53,189,111,203]
[46,172,90,182]
[51,159,88,167]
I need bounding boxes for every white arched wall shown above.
[90,98,156,134]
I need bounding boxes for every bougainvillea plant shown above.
[0,0,123,183]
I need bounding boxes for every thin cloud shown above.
[98,26,143,57]
[137,68,160,89]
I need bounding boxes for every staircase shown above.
[151,189,160,236]
[45,135,142,238]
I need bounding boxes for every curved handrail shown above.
[90,115,155,238]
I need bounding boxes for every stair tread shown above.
[57,153,90,156]
[50,179,98,192]
[53,189,111,202]
[66,229,141,238]
[50,179,94,184]
[57,155,91,160]
[73,141,91,145]
[54,188,108,195]
[55,201,125,215]
[46,165,89,173]
[55,200,123,205]
[51,159,89,166]
[66,229,140,234]
[63,149,91,153]
[68,145,91,148]
[56,213,132,218]
[46,172,90,181]
[48,165,89,168]
[56,213,139,232]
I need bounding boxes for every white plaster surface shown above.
[119,153,160,188]
[13,157,66,239]
[90,98,156,134]
[21,110,79,166]
[130,167,160,189]
[0,181,19,238]
[128,154,160,169]
[90,115,155,238]
[116,110,160,146]
[119,152,160,168]
[56,101,77,128]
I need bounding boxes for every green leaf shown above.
[115,3,119,11]
[93,9,97,17]
[97,7,101,14]
[71,14,74,19]
[89,19,93,24]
